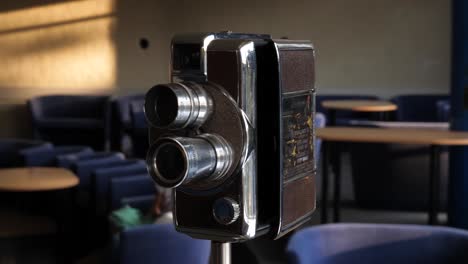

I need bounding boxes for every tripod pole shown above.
[210,241,231,264]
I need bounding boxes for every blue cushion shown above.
[287,223,468,264]
[118,224,210,264]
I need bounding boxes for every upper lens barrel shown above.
[144,82,212,129]
[147,134,233,188]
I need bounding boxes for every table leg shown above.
[329,110,336,126]
[332,143,341,223]
[428,145,441,225]
[321,141,329,224]
[55,188,76,263]
[379,111,390,121]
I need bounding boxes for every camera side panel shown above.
[274,40,316,238]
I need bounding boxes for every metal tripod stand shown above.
[211,242,231,264]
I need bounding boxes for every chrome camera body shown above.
[145,32,317,242]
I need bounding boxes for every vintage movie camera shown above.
[144,32,316,242]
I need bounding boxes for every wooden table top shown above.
[317,127,468,146]
[346,120,450,130]
[321,100,397,112]
[0,167,79,192]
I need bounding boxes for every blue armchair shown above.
[0,139,52,167]
[110,94,145,153]
[287,223,468,264]
[57,151,124,169]
[436,99,451,122]
[315,112,326,163]
[20,145,93,166]
[391,94,450,122]
[118,224,211,264]
[92,160,148,215]
[72,154,129,190]
[129,100,148,158]
[69,153,126,210]
[28,95,111,150]
[110,174,156,211]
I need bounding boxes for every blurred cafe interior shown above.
[0,0,467,263]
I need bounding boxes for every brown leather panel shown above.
[279,50,315,93]
[281,175,315,226]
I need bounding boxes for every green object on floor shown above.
[109,205,151,230]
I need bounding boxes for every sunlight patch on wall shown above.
[0,0,117,99]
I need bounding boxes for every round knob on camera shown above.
[212,197,240,225]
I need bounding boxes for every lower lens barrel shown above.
[147,134,233,188]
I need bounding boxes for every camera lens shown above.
[147,134,233,188]
[145,82,213,129]
[154,143,185,181]
[154,87,179,127]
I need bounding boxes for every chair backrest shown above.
[28,95,111,150]
[93,161,148,214]
[20,145,93,166]
[130,100,147,129]
[110,94,145,151]
[57,151,124,169]
[391,94,450,122]
[129,100,148,158]
[314,112,326,163]
[70,152,126,188]
[112,94,146,130]
[110,174,155,211]
[119,224,211,264]
[287,223,468,264]
[0,139,52,168]
[436,99,451,122]
[29,95,110,119]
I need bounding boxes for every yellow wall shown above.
[0,0,451,137]
[0,1,116,95]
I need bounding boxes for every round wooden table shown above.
[0,167,79,262]
[321,100,397,125]
[0,167,78,192]
[321,100,397,112]
[317,127,468,225]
